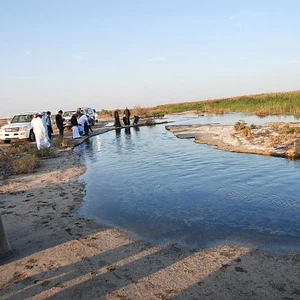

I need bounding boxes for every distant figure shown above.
[31,113,50,150]
[123,107,130,125]
[123,114,127,126]
[71,113,80,138]
[114,108,121,127]
[46,111,54,139]
[55,110,65,137]
[133,115,139,125]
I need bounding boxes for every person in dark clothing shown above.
[123,107,130,125]
[123,114,127,126]
[133,115,139,125]
[71,113,80,138]
[55,110,65,137]
[87,115,93,133]
[46,111,54,139]
[114,109,121,127]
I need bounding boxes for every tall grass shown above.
[148,90,300,117]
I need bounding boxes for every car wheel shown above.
[4,140,11,144]
[28,130,35,142]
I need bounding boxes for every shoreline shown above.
[1,121,300,299]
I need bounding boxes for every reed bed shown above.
[148,90,300,117]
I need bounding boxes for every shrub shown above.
[52,137,72,149]
[234,120,252,137]
[30,146,57,158]
[11,154,39,175]
[1,142,31,156]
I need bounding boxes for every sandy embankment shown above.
[166,122,300,158]
[0,123,300,299]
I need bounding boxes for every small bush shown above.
[241,126,252,137]
[30,146,57,158]
[271,123,300,135]
[234,121,246,131]
[234,121,252,137]
[11,154,39,174]
[1,142,31,156]
[255,111,269,118]
[52,137,72,149]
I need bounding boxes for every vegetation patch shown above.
[234,121,252,138]
[51,137,72,149]
[11,153,40,175]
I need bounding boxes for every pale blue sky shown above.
[1,0,300,117]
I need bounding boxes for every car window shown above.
[11,114,33,123]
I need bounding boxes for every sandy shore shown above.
[1,123,300,299]
[166,122,300,158]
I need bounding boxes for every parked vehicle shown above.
[82,107,98,125]
[62,110,76,128]
[0,112,35,143]
[63,107,98,128]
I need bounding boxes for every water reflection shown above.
[77,114,300,252]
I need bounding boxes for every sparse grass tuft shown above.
[11,153,40,175]
[271,123,300,135]
[1,142,31,156]
[30,146,57,158]
[234,120,252,137]
[52,137,72,149]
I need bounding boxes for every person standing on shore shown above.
[71,113,80,138]
[55,110,65,137]
[31,113,51,150]
[78,111,89,136]
[123,107,130,125]
[114,108,121,127]
[46,111,54,139]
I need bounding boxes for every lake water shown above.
[75,113,300,252]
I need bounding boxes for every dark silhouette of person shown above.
[123,107,130,125]
[114,109,121,127]
[55,110,65,137]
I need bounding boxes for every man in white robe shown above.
[78,114,89,135]
[31,114,51,150]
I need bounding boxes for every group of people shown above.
[31,111,54,150]
[70,108,93,139]
[31,106,139,150]
[114,107,139,127]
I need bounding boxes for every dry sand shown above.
[0,122,300,299]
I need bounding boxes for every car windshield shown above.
[10,114,33,123]
[63,111,75,117]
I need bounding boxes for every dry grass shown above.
[271,123,300,136]
[11,153,40,175]
[1,143,31,156]
[234,121,252,138]
[51,137,72,149]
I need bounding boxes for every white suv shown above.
[0,112,35,143]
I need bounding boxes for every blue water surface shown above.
[75,114,300,252]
